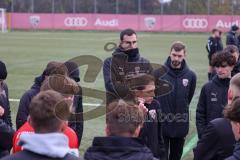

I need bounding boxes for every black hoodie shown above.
[154,57,197,138]
[196,75,230,138]
[84,136,158,160]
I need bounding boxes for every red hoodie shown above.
[12,122,79,153]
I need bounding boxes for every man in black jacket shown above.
[0,61,12,128]
[206,28,223,80]
[226,25,239,47]
[196,51,236,138]
[154,42,197,160]
[125,74,170,160]
[0,119,14,158]
[223,95,240,160]
[103,28,152,104]
[193,73,240,160]
[224,45,240,77]
[16,61,84,145]
[84,99,158,160]
[2,90,82,160]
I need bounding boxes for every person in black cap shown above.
[0,60,12,128]
[226,25,239,47]
[206,28,223,80]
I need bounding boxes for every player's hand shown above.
[0,106,4,116]
[137,98,148,113]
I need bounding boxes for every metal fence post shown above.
[31,0,34,13]
[52,0,55,13]
[207,0,210,15]
[116,0,119,14]
[138,0,141,14]
[183,0,187,15]
[11,0,14,12]
[94,0,97,13]
[73,0,76,13]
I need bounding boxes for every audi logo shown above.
[182,18,208,29]
[64,17,88,27]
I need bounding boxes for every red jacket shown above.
[12,122,79,153]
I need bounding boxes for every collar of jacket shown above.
[113,47,140,62]
[165,56,189,77]
[212,75,230,87]
[233,142,240,159]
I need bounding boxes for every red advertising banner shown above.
[10,13,240,32]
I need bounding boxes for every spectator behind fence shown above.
[1,90,83,160]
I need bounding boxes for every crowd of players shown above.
[0,27,240,160]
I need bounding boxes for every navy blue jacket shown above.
[0,119,14,158]
[196,76,229,138]
[16,74,83,144]
[84,136,158,160]
[206,36,223,62]
[1,150,82,160]
[154,57,196,138]
[139,100,166,160]
[226,31,238,46]
[0,82,12,127]
[103,48,152,104]
[193,118,235,160]
[232,60,240,77]
[225,142,240,160]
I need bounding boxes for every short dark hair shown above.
[29,90,71,133]
[170,41,186,54]
[211,51,236,67]
[224,97,240,122]
[127,74,155,91]
[106,99,144,136]
[224,45,239,55]
[212,28,222,34]
[120,28,136,41]
[43,61,68,77]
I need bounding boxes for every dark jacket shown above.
[225,142,240,160]
[232,60,240,77]
[193,118,235,160]
[226,31,238,46]
[0,82,12,127]
[154,57,197,138]
[84,136,159,160]
[0,119,14,158]
[206,36,223,62]
[196,76,229,138]
[16,74,83,145]
[139,100,166,160]
[103,48,153,104]
[0,150,81,160]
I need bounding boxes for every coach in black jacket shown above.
[155,42,197,160]
[16,61,84,144]
[196,51,236,138]
[103,28,152,104]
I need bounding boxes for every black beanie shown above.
[231,25,239,32]
[0,61,7,80]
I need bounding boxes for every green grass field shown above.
[0,31,215,159]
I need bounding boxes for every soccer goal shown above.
[0,8,7,33]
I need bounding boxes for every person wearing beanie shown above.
[226,25,239,47]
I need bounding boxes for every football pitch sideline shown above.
[0,30,211,160]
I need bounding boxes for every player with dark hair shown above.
[196,51,236,138]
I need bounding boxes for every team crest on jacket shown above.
[149,109,157,120]
[182,79,189,87]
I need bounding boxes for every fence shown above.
[1,0,240,15]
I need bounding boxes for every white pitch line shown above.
[9,98,100,107]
